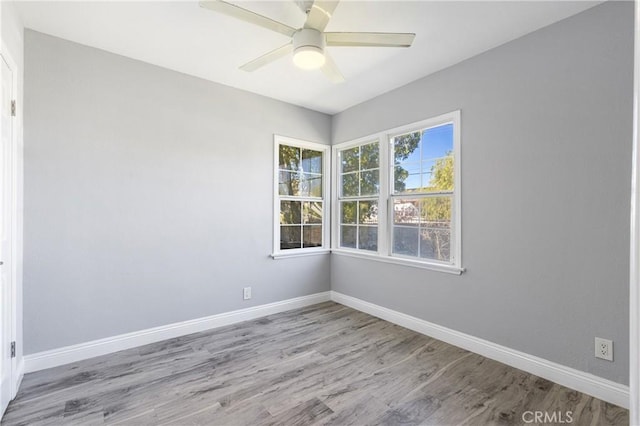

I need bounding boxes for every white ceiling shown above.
[16,1,600,114]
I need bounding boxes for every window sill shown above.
[331,249,465,275]
[271,249,331,260]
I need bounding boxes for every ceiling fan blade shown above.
[240,43,293,72]
[321,51,345,83]
[325,32,415,47]
[304,1,340,32]
[200,1,296,38]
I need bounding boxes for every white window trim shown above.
[331,249,465,275]
[272,135,331,259]
[331,110,463,275]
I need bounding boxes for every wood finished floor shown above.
[1,302,629,426]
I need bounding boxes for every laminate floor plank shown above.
[1,302,629,426]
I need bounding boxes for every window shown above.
[273,136,330,257]
[332,111,462,274]
[337,141,380,252]
[391,123,455,263]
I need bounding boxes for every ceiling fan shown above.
[199,0,416,83]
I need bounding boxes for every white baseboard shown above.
[24,291,331,374]
[330,291,630,409]
[20,290,630,409]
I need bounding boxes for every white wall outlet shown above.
[243,287,251,300]
[594,337,613,361]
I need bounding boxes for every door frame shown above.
[631,1,639,423]
[0,41,20,404]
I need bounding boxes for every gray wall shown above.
[331,1,632,384]
[24,30,331,354]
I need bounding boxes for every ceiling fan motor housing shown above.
[293,28,326,69]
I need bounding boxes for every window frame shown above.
[272,135,331,259]
[331,111,463,274]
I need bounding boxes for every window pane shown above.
[420,196,452,225]
[302,149,322,174]
[394,132,421,163]
[280,226,301,250]
[393,226,419,257]
[394,199,419,225]
[341,201,356,224]
[359,226,378,251]
[393,124,454,194]
[303,202,322,224]
[419,196,452,261]
[422,123,453,161]
[280,201,301,224]
[359,201,378,225]
[393,165,404,194]
[424,155,454,192]
[421,159,435,189]
[420,228,451,261]
[300,173,322,197]
[361,142,379,170]
[341,147,359,173]
[303,225,322,247]
[394,162,423,193]
[279,145,300,171]
[279,171,299,196]
[341,172,359,197]
[309,174,322,197]
[341,225,357,248]
[360,170,379,196]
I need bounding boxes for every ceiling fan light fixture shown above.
[201,0,415,82]
[292,28,325,70]
[293,46,325,70]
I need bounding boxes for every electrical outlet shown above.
[243,287,251,300]
[594,337,613,361]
